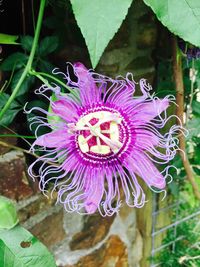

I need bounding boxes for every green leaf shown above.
[192,100,200,117]
[21,35,34,52]
[143,0,200,47]
[71,0,133,68]
[0,93,20,110]
[0,33,19,45]
[38,60,55,73]
[0,225,57,267]
[11,69,35,97]
[0,52,28,71]
[194,145,200,163]
[0,93,21,127]
[0,197,19,230]
[39,36,59,56]
[168,182,179,196]
[187,117,200,140]
[0,109,20,127]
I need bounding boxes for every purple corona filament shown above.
[27,62,184,216]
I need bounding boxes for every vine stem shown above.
[0,0,46,121]
[0,134,35,139]
[172,36,200,200]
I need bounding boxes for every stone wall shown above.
[0,0,160,266]
[0,147,142,267]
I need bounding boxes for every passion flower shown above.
[27,62,182,216]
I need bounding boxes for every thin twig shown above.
[0,140,39,159]
[0,124,32,147]
[172,36,200,200]
[0,141,59,167]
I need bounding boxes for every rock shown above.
[66,235,128,267]
[17,193,57,223]
[0,150,36,200]
[29,208,66,248]
[70,213,115,250]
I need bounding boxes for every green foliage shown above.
[153,202,200,266]
[143,0,200,48]
[192,100,200,117]
[0,93,21,127]
[0,197,19,230]
[0,33,19,45]
[153,178,200,266]
[71,0,133,68]
[39,36,59,56]
[21,36,34,52]
[38,60,55,73]
[187,117,200,140]
[11,69,36,97]
[0,53,28,71]
[157,221,200,266]
[0,33,57,126]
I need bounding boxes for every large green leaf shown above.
[0,225,56,267]
[71,0,133,68]
[143,0,200,47]
[0,197,19,230]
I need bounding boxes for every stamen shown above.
[78,135,89,153]
[98,132,123,153]
[97,137,101,149]
[76,110,123,155]
[94,113,122,127]
[67,123,90,133]
[101,130,111,134]
[82,134,93,144]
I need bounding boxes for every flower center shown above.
[69,111,123,155]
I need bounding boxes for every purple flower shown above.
[27,63,183,216]
[178,39,200,60]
